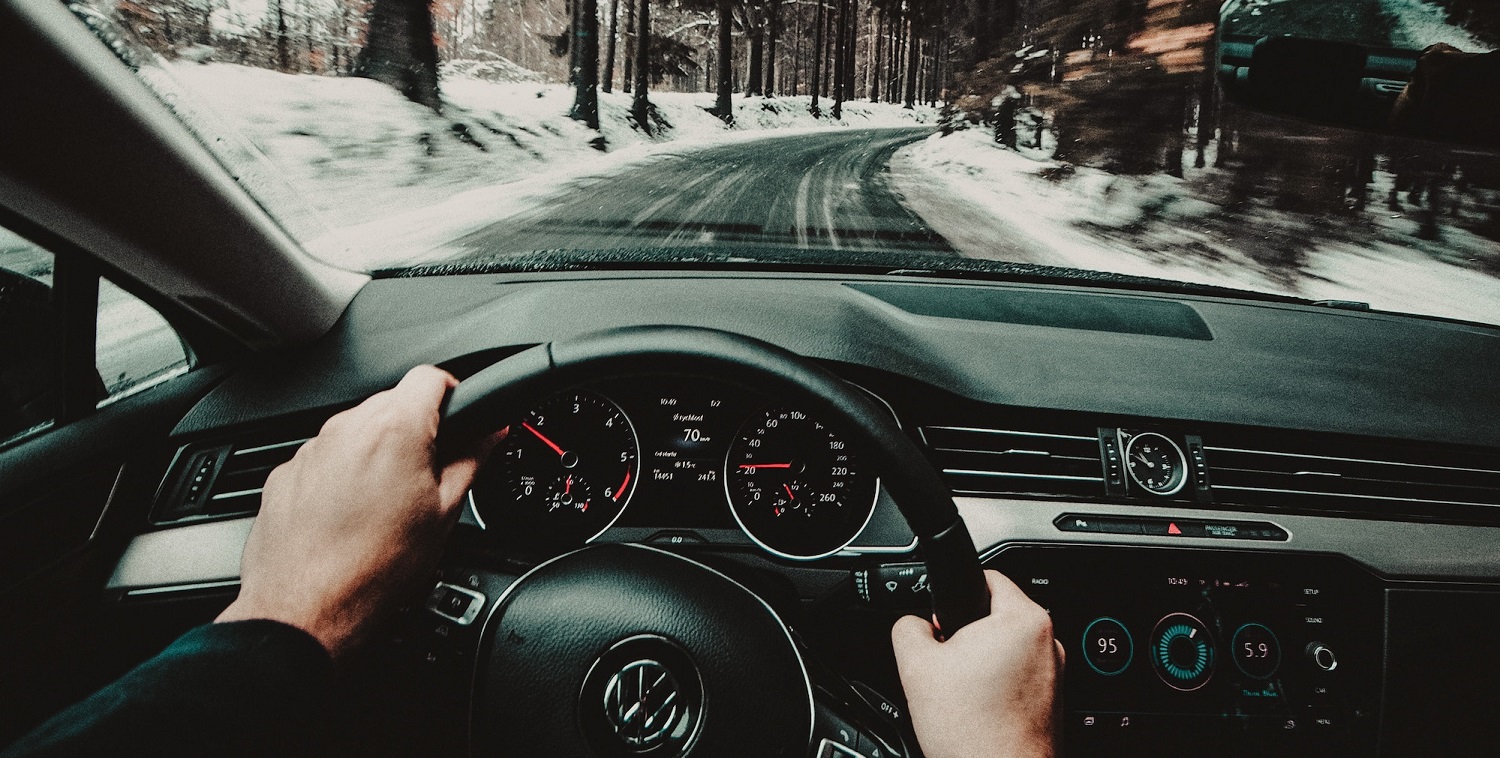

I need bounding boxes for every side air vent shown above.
[152,435,310,523]
[919,424,1105,498]
[1205,435,1500,519]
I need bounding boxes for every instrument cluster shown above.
[467,376,880,560]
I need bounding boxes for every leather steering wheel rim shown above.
[437,325,990,636]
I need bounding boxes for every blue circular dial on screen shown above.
[1151,613,1215,691]
[1081,617,1134,676]
[1232,623,1281,680]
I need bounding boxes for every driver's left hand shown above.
[216,365,501,659]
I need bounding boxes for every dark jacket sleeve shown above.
[1,620,333,757]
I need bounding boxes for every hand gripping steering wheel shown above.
[438,326,989,757]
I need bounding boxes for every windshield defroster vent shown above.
[1204,434,1500,520]
[152,435,310,524]
[919,425,1105,498]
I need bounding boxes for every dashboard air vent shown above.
[153,435,310,523]
[919,424,1105,498]
[1204,434,1500,519]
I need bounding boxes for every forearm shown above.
[2,620,332,758]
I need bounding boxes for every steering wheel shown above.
[438,326,989,757]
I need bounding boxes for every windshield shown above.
[75,0,1500,326]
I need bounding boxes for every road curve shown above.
[458,127,952,257]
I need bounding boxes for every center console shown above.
[985,545,1383,757]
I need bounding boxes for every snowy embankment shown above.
[155,63,934,270]
[891,128,1500,325]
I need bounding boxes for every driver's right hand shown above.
[891,569,1064,758]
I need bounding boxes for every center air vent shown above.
[1204,433,1500,520]
[920,424,1105,498]
[153,434,311,524]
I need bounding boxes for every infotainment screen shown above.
[987,546,1383,758]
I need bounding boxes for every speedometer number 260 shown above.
[725,407,877,560]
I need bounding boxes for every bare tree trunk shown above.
[845,0,857,99]
[903,16,918,109]
[810,0,823,114]
[765,6,778,97]
[832,0,846,118]
[748,22,764,96]
[890,14,904,103]
[1195,31,1217,169]
[356,0,442,112]
[273,0,291,72]
[714,0,733,121]
[631,0,651,131]
[791,1,802,96]
[623,0,635,92]
[603,0,620,93]
[571,0,600,130]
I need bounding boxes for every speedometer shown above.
[725,407,877,560]
[471,391,639,546]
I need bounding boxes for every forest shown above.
[98,0,1500,284]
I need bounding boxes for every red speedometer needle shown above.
[739,463,793,469]
[783,483,795,500]
[522,422,566,456]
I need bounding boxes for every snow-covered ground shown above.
[1383,0,1493,50]
[149,62,935,270]
[891,128,1500,325]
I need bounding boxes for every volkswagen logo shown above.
[603,659,687,751]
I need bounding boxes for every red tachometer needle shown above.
[522,421,566,456]
[613,469,631,501]
[739,463,793,469]
[783,483,795,500]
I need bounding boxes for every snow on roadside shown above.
[892,128,1500,325]
[1381,0,1492,51]
[152,62,934,270]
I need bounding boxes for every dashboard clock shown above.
[1125,432,1188,496]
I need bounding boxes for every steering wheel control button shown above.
[1232,623,1282,680]
[1081,617,1134,676]
[1151,613,1216,691]
[424,582,485,625]
[854,563,930,608]
[817,739,867,758]
[1307,642,1339,672]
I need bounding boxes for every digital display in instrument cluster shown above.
[611,382,751,528]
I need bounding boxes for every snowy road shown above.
[457,127,953,257]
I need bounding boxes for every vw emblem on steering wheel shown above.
[603,659,687,751]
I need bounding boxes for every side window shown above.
[0,220,191,445]
[96,277,188,405]
[0,228,58,441]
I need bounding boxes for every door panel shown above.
[0,366,225,743]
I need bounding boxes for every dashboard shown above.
[94,270,1500,757]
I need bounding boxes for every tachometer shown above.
[471,391,639,545]
[725,407,877,560]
